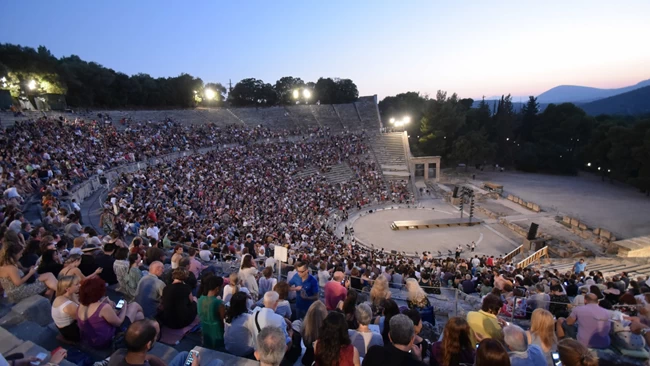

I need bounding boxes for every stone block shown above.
[6,341,50,363]
[507,194,514,201]
[579,231,593,240]
[151,343,179,365]
[7,320,59,348]
[0,311,25,327]
[532,204,540,212]
[571,218,579,227]
[11,295,52,326]
[593,228,601,235]
[0,326,23,354]
[579,223,588,230]
[600,230,612,240]
[563,216,571,224]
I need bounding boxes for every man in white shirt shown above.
[471,255,480,268]
[146,222,160,241]
[248,291,292,348]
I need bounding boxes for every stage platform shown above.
[390,217,483,230]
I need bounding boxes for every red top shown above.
[324,281,348,311]
[315,343,354,366]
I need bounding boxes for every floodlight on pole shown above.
[389,118,395,124]
[204,89,216,100]
[292,89,300,99]
[28,80,37,90]
[303,89,311,99]
[587,162,591,167]
[403,116,411,124]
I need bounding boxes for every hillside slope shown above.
[537,79,650,104]
[580,85,650,116]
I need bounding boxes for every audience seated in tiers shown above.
[7,117,650,366]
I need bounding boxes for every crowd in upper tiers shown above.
[1,115,649,366]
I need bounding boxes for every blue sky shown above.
[2,1,649,100]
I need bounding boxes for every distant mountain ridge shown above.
[580,85,650,116]
[536,79,650,104]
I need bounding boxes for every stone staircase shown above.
[369,133,410,182]
[539,258,650,279]
[323,163,355,185]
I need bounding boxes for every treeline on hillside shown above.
[379,92,650,194]
[0,44,359,108]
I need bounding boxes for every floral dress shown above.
[0,268,47,303]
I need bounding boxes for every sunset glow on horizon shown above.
[2,0,649,100]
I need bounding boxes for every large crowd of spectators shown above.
[2,116,650,366]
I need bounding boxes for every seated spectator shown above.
[171,245,183,269]
[0,240,58,302]
[258,266,278,300]
[94,243,118,285]
[314,311,360,366]
[527,283,550,311]
[324,271,348,311]
[187,248,206,279]
[467,294,505,345]
[572,287,589,308]
[369,275,391,316]
[134,261,166,319]
[255,327,288,366]
[459,274,476,294]
[301,300,328,365]
[198,275,226,349]
[430,317,475,366]
[160,268,198,329]
[37,249,64,278]
[374,299,400,344]
[162,257,197,290]
[145,246,166,266]
[556,293,611,349]
[401,309,431,363]
[199,244,214,262]
[603,282,621,304]
[405,278,434,324]
[224,292,255,357]
[557,338,598,366]
[503,324,546,366]
[77,276,144,349]
[340,290,359,329]
[223,272,253,307]
[118,253,143,300]
[107,319,223,366]
[52,275,81,343]
[273,281,292,319]
[349,303,383,358]
[364,314,426,366]
[114,248,131,289]
[548,284,570,318]
[59,254,103,282]
[478,279,493,297]
[250,292,291,351]
[525,308,557,365]
[475,339,511,366]
[69,237,85,256]
[240,254,260,299]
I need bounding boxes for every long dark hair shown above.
[225,292,249,324]
[315,312,351,366]
[381,299,399,341]
[441,317,474,366]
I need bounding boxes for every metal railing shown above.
[503,245,523,264]
[516,246,549,269]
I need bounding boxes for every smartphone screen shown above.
[552,352,559,360]
[115,299,125,310]
[184,350,199,366]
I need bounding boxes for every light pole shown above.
[389,116,410,131]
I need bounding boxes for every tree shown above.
[229,78,277,106]
[274,76,305,105]
[202,82,227,106]
[314,77,337,104]
[519,96,539,142]
[334,78,358,103]
[419,91,466,156]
